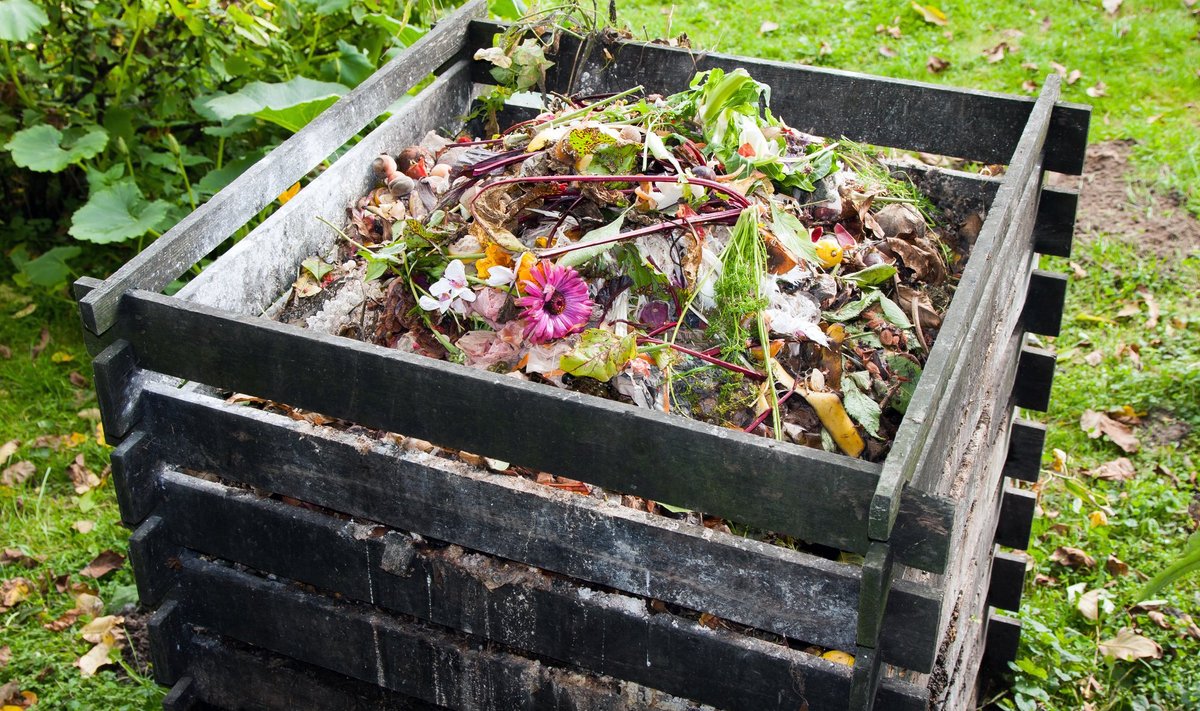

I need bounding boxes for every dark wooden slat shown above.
[467,22,1090,174]
[987,550,1028,612]
[137,384,943,672]
[981,610,1022,677]
[1013,346,1056,412]
[77,0,487,336]
[127,515,178,608]
[994,488,1037,550]
[150,469,927,710]
[113,291,953,571]
[174,557,765,711]
[870,76,1060,545]
[109,430,159,525]
[148,598,187,685]
[92,339,143,445]
[1003,420,1046,483]
[73,277,114,357]
[857,541,894,648]
[178,633,444,711]
[161,677,203,711]
[1033,187,1079,257]
[1021,270,1069,337]
[177,60,478,318]
[849,645,884,711]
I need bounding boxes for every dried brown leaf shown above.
[878,45,897,58]
[31,327,50,359]
[0,344,10,359]
[1099,628,1161,661]
[1139,288,1160,328]
[0,577,33,611]
[1067,69,1082,85]
[43,608,84,632]
[758,21,779,34]
[1102,0,1123,14]
[66,454,101,494]
[0,645,9,669]
[0,439,18,463]
[1147,610,1171,629]
[984,42,1009,63]
[911,2,949,25]
[68,371,89,388]
[1084,350,1104,366]
[1080,409,1140,453]
[79,550,125,579]
[926,55,950,73]
[1,461,35,487]
[1088,457,1136,481]
[1,548,42,568]
[1050,546,1097,568]
[1086,82,1108,98]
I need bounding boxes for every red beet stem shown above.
[637,336,765,381]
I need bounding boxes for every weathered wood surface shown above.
[467,22,1089,175]
[987,550,1028,613]
[177,60,480,318]
[144,468,927,710]
[133,382,943,671]
[1033,187,1079,257]
[1003,420,1046,483]
[169,556,723,711]
[77,0,487,336]
[109,431,159,525]
[107,292,954,572]
[1022,270,1069,337]
[870,75,1059,545]
[170,635,445,711]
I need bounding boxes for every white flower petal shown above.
[485,266,516,287]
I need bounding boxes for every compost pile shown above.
[290,68,967,464]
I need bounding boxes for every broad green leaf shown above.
[297,0,351,15]
[69,181,170,244]
[331,39,375,87]
[886,355,922,414]
[878,293,913,329]
[770,203,820,266]
[824,291,880,322]
[20,246,81,287]
[302,257,334,281]
[489,0,527,21]
[196,148,267,196]
[5,125,109,173]
[0,0,48,41]
[559,329,638,382]
[843,263,898,286]
[196,77,349,132]
[555,212,627,268]
[842,375,881,438]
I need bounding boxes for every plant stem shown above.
[175,154,197,210]
[1,43,37,109]
[216,135,225,171]
[637,336,764,381]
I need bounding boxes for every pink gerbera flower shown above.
[516,261,594,343]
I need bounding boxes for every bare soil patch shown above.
[1049,140,1200,259]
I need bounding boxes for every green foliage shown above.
[1,0,448,289]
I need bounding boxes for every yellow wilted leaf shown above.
[0,578,32,610]
[95,422,108,448]
[278,182,301,204]
[80,614,124,646]
[911,2,948,25]
[1089,510,1108,527]
[65,432,88,448]
[51,351,75,363]
[76,642,114,677]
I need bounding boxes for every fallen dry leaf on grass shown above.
[1075,587,1112,621]
[1080,409,1140,453]
[984,42,1010,63]
[1,461,35,487]
[1106,555,1129,576]
[0,578,32,611]
[0,440,17,462]
[0,344,11,359]
[758,21,778,35]
[1084,350,1103,366]
[1099,628,1161,661]
[79,550,125,579]
[66,454,101,494]
[73,520,95,534]
[1,549,42,568]
[0,645,9,668]
[1067,69,1082,85]
[68,371,89,388]
[878,45,897,58]
[1087,457,1136,481]
[1050,546,1097,568]
[1086,82,1107,98]
[1102,0,1123,14]
[911,2,948,25]
[1138,288,1160,328]
[926,55,949,73]
[31,327,50,359]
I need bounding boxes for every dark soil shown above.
[1049,140,1200,259]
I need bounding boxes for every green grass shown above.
[2,1,1198,708]
[620,0,1200,216]
[0,285,164,709]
